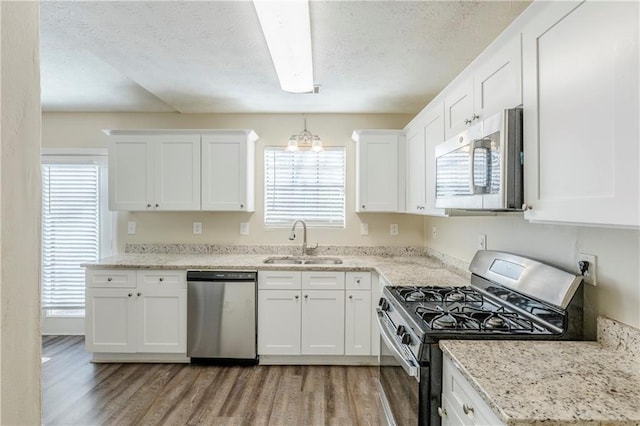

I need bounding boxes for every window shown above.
[41,153,111,319]
[264,147,345,227]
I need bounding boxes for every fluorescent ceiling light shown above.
[253,0,314,93]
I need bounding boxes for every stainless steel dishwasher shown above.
[187,271,258,364]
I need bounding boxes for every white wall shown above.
[42,112,424,252]
[0,1,42,423]
[425,215,640,338]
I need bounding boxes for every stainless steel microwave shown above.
[435,108,523,211]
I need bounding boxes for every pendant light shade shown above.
[287,114,323,152]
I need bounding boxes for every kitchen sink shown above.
[263,256,343,265]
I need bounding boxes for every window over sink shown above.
[264,147,345,228]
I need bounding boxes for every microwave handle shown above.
[471,138,492,194]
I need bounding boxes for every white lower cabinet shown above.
[85,269,187,355]
[258,270,372,357]
[441,355,505,426]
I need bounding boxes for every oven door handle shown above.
[376,312,420,381]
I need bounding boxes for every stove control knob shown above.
[401,333,412,345]
[396,325,406,336]
[378,298,390,311]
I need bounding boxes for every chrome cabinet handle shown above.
[304,294,308,299]
[107,277,112,282]
[437,407,447,417]
[361,205,365,209]
[463,404,474,415]
[464,118,472,125]
[147,204,151,208]
[155,203,159,208]
[240,204,244,208]
[295,295,299,299]
[128,293,132,297]
[159,277,164,282]
[349,295,353,300]
[137,292,142,297]
[356,279,361,284]
[471,113,479,121]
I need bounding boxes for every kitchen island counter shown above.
[440,317,640,426]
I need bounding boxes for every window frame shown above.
[263,146,346,229]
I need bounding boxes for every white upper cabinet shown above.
[201,130,257,211]
[106,129,258,212]
[521,0,639,227]
[421,100,448,217]
[444,36,522,139]
[108,133,200,211]
[405,121,426,214]
[353,130,405,212]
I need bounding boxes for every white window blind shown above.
[264,147,345,227]
[41,164,100,310]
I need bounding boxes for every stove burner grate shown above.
[396,286,485,304]
[415,305,538,332]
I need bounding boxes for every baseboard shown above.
[258,355,379,365]
[91,353,190,363]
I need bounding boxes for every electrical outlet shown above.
[193,222,202,235]
[478,234,487,250]
[432,226,437,239]
[240,222,249,235]
[390,224,399,236]
[578,253,597,286]
[127,221,136,235]
[360,223,369,236]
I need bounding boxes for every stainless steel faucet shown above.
[289,219,317,255]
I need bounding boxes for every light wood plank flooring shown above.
[42,336,385,425]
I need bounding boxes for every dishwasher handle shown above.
[187,271,257,282]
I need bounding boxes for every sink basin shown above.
[263,256,343,265]
[263,257,304,265]
[302,258,343,265]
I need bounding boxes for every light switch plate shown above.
[193,222,202,235]
[240,222,249,235]
[478,234,487,250]
[390,224,399,236]
[432,226,437,240]
[578,253,597,286]
[127,222,136,235]
[360,223,369,236]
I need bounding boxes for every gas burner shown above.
[444,291,465,302]
[406,290,429,302]
[433,314,457,328]
[484,316,505,329]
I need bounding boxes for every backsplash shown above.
[598,316,640,358]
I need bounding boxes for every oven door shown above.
[377,310,420,426]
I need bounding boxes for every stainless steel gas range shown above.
[376,250,584,426]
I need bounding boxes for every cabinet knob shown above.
[521,203,533,211]
[107,277,112,282]
[147,204,151,208]
[463,404,474,415]
[349,295,353,300]
[464,118,472,125]
[471,113,479,121]
[356,279,361,284]
[295,295,299,299]
[159,277,164,282]
[304,294,308,299]
[362,205,365,209]
[128,293,133,297]
[240,204,244,208]
[437,407,447,417]
[155,204,159,208]
[137,292,142,297]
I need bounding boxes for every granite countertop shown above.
[83,252,470,287]
[440,318,640,426]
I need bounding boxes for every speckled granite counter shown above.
[440,317,640,425]
[83,251,469,287]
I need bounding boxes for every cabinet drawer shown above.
[345,271,371,290]
[443,355,505,426]
[301,271,345,290]
[86,269,136,288]
[137,270,186,288]
[258,271,302,290]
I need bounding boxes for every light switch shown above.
[193,222,202,235]
[360,223,369,236]
[240,222,250,235]
[390,224,399,236]
[127,222,136,235]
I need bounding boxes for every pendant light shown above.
[286,114,323,152]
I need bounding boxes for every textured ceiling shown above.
[40,1,531,114]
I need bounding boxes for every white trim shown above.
[41,148,107,157]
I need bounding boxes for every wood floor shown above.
[42,336,386,425]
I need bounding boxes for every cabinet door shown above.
[522,1,639,227]
[345,290,371,356]
[258,290,301,355]
[85,288,136,352]
[422,101,448,216]
[301,290,345,355]
[136,287,187,353]
[154,135,201,211]
[355,134,401,212]
[405,125,426,214]
[473,36,522,118]
[201,135,254,211]
[109,137,153,211]
[443,75,474,139]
